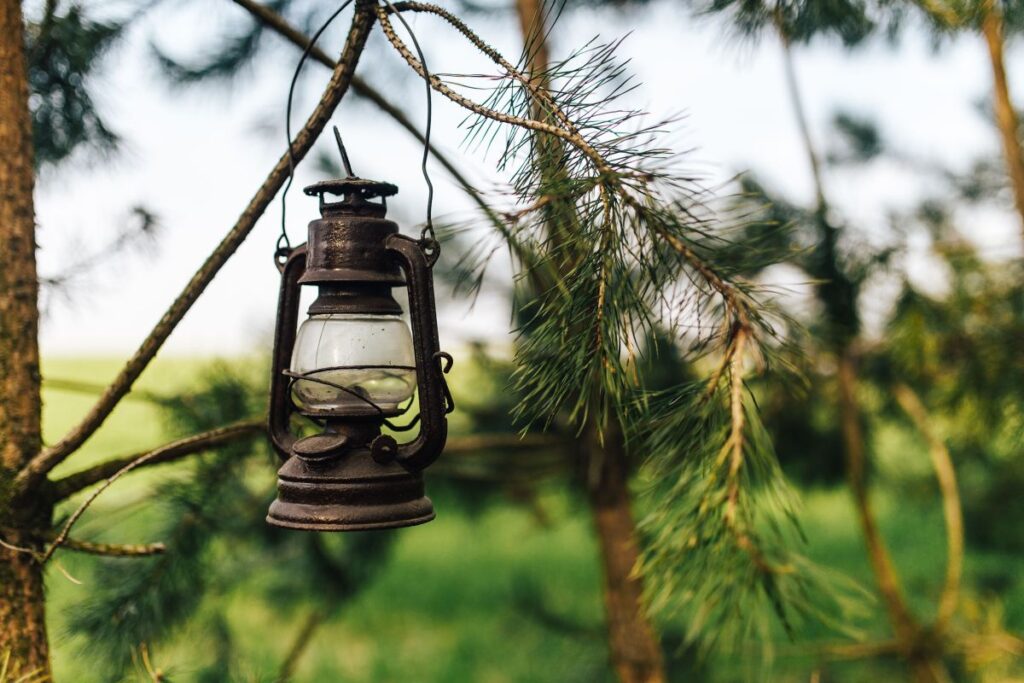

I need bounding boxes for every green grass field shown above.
[38,358,1024,682]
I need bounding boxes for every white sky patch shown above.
[35,1,1022,356]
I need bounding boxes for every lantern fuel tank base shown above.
[267,451,435,532]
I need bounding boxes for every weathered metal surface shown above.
[267,446,435,531]
[266,176,450,532]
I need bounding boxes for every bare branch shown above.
[894,384,964,635]
[387,1,581,137]
[42,536,165,558]
[48,419,264,501]
[724,329,746,530]
[40,420,265,563]
[136,643,166,683]
[14,1,378,493]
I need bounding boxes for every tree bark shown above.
[585,421,666,683]
[981,0,1024,235]
[0,537,49,679]
[0,0,50,675]
[0,0,41,474]
[510,0,665,680]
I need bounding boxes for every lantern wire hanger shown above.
[278,0,354,264]
[274,0,452,431]
[277,0,439,265]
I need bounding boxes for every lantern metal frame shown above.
[266,178,452,532]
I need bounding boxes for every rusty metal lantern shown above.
[267,176,452,531]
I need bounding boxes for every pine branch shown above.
[374,5,610,174]
[13,0,377,495]
[48,419,264,501]
[388,1,582,138]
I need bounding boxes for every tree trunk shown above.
[981,0,1024,235]
[0,537,49,679]
[0,0,50,676]
[585,421,666,683]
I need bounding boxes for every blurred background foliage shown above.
[20,0,1024,680]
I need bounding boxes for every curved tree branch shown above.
[48,419,265,501]
[894,384,963,635]
[41,418,267,563]
[839,353,919,645]
[14,0,378,494]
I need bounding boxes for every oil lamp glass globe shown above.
[289,313,416,414]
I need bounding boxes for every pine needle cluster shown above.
[407,8,857,651]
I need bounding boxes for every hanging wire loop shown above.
[378,0,437,247]
[278,0,355,259]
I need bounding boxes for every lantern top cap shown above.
[303,178,398,201]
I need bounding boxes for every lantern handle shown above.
[385,233,448,471]
[268,245,308,460]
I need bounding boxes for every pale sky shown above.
[34,1,1022,357]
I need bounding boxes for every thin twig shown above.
[48,537,165,558]
[138,643,165,682]
[3,528,165,559]
[13,0,378,494]
[386,1,581,138]
[894,384,964,634]
[374,5,611,175]
[0,536,41,562]
[647,219,752,329]
[49,419,264,500]
[40,421,262,563]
